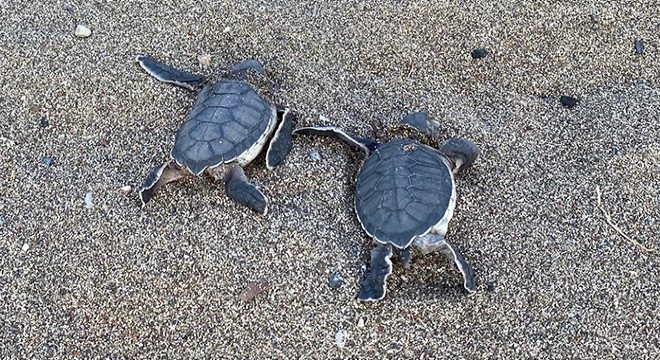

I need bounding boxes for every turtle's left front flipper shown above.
[224,164,268,215]
[438,240,477,295]
[136,55,205,90]
[266,108,295,170]
[357,244,393,301]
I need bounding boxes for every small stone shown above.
[0,215,4,225]
[42,157,54,166]
[309,151,322,161]
[328,273,342,289]
[357,317,365,327]
[75,24,92,38]
[335,329,348,348]
[97,139,109,147]
[485,282,496,292]
[560,95,578,108]
[239,278,271,302]
[319,114,330,122]
[40,115,49,128]
[84,192,93,208]
[223,26,231,33]
[471,48,488,59]
[634,39,645,55]
[22,243,29,252]
[118,185,132,196]
[198,54,212,68]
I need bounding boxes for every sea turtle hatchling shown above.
[293,119,478,301]
[135,55,295,215]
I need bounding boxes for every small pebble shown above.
[97,139,109,147]
[118,185,132,196]
[485,282,496,292]
[609,145,619,156]
[634,39,645,55]
[471,48,488,59]
[357,317,365,327]
[75,24,92,38]
[42,156,53,166]
[84,192,93,208]
[0,215,3,225]
[22,243,30,252]
[328,273,342,289]
[335,330,348,348]
[560,95,578,108]
[309,151,322,161]
[198,54,212,68]
[40,115,48,128]
[319,114,330,122]
[223,26,231,33]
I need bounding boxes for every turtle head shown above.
[439,138,478,174]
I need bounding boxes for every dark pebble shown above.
[560,95,578,108]
[40,115,49,128]
[471,48,488,59]
[485,282,496,292]
[609,145,619,155]
[634,39,645,55]
[328,273,342,289]
[42,156,54,166]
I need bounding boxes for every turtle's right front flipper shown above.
[357,244,393,301]
[139,161,190,208]
[136,55,205,90]
[224,164,268,215]
[293,126,380,156]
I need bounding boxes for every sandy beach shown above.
[1,0,658,358]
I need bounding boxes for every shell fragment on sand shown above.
[74,24,92,38]
[239,278,271,302]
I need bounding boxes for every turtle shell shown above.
[171,80,275,175]
[355,139,454,248]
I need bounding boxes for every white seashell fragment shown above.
[84,192,93,208]
[335,329,349,348]
[118,185,132,196]
[75,24,92,38]
[198,54,212,68]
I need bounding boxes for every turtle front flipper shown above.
[438,240,477,295]
[293,126,380,156]
[357,244,393,301]
[229,59,265,77]
[223,163,268,215]
[400,111,440,134]
[266,108,295,170]
[139,161,190,207]
[136,55,205,90]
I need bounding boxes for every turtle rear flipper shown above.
[293,126,380,156]
[438,240,476,295]
[266,108,295,170]
[136,55,205,90]
[357,244,393,302]
[140,162,190,207]
[224,164,268,215]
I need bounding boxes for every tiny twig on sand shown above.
[595,186,655,253]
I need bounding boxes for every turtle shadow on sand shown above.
[294,112,479,302]
[135,55,295,215]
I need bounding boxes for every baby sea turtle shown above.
[135,55,294,215]
[293,119,478,301]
